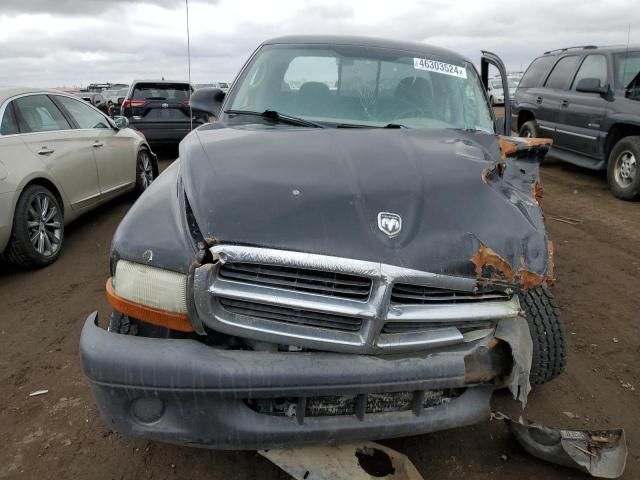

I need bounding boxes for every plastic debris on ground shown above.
[493,411,627,478]
[259,442,424,480]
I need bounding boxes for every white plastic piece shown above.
[29,390,48,397]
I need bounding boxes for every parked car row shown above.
[486,75,520,106]
[194,81,230,92]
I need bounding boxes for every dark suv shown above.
[121,80,199,147]
[512,45,640,200]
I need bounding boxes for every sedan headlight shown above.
[107,260,193,332]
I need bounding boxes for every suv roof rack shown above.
[543,45,598,55]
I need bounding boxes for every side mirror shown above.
[576,77,608,95]
[117,97,125,104]
[113,116,129,129]
[190,88,226,121]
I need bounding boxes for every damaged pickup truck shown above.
[80,35,566,449]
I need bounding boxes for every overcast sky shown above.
[0,0,638,87]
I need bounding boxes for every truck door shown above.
[555,54,609,159]
[536,55,581,143]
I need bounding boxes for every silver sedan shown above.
[0,88,158,269]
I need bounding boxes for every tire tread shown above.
[518,287,567,385]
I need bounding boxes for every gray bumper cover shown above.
[80,312,531,449]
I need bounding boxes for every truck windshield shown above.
[227,44,494,132]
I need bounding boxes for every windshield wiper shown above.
[336,122,408,129]
[224,109,323,128]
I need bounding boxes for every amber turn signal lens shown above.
[105,278,194,332]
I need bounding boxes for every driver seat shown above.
[394,76,434,112]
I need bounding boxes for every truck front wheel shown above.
[518,287,567,385]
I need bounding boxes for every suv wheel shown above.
[519,120,540,138]
[518,287,566,385]
[3,185,64,269]
[489,95,494,107]
[607,136,640,200]
[135,147,156,195]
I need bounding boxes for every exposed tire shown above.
[607,136,640,200]
[489,96,494,107]
[3,185,64,269]
[519,120,540,138]
[135,147,156,195]
[518,287,566,385]
[107,311,138,336]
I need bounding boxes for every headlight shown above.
[113,260,188,313]
[107,260,193,332]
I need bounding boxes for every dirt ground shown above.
[1,143,639,479]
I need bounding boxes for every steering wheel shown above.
[392,107,430,121]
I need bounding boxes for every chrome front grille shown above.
[219,262,372,300]
[193,245,521,354]
[391,283,511,304]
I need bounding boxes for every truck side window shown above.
[544,56,580,90]
[518,56,555,88]
[572,55,608,89]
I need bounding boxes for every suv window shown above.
[572,55,608,89]
[0,103,19,135]
[519,56,554,88]
[55,95,110,129]
[13,95,71,133]
[614,50,640,92]
[132,83,190,101]
[544,56,580,89]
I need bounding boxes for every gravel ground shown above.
[1,141,639,479]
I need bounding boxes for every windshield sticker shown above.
[413,58,467,79]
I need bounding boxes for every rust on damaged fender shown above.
[498,136,553,161]
[470,242,545,289]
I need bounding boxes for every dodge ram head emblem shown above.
[378,212,402,238]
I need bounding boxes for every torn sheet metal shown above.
[494,317,533,406]
[260,442,424,480]
[495,412,627,478]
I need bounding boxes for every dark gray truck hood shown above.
[176,124,552,288]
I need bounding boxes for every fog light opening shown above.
[131,396,165,425]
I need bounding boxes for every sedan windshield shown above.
[226,44,494,131]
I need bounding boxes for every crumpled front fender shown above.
[111,160,199,275]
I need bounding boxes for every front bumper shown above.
[80,312,532,449]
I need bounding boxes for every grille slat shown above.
[219,263,371,300]
[382,320,494,334]
[391,283,510,305]
[219,298,363,332]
